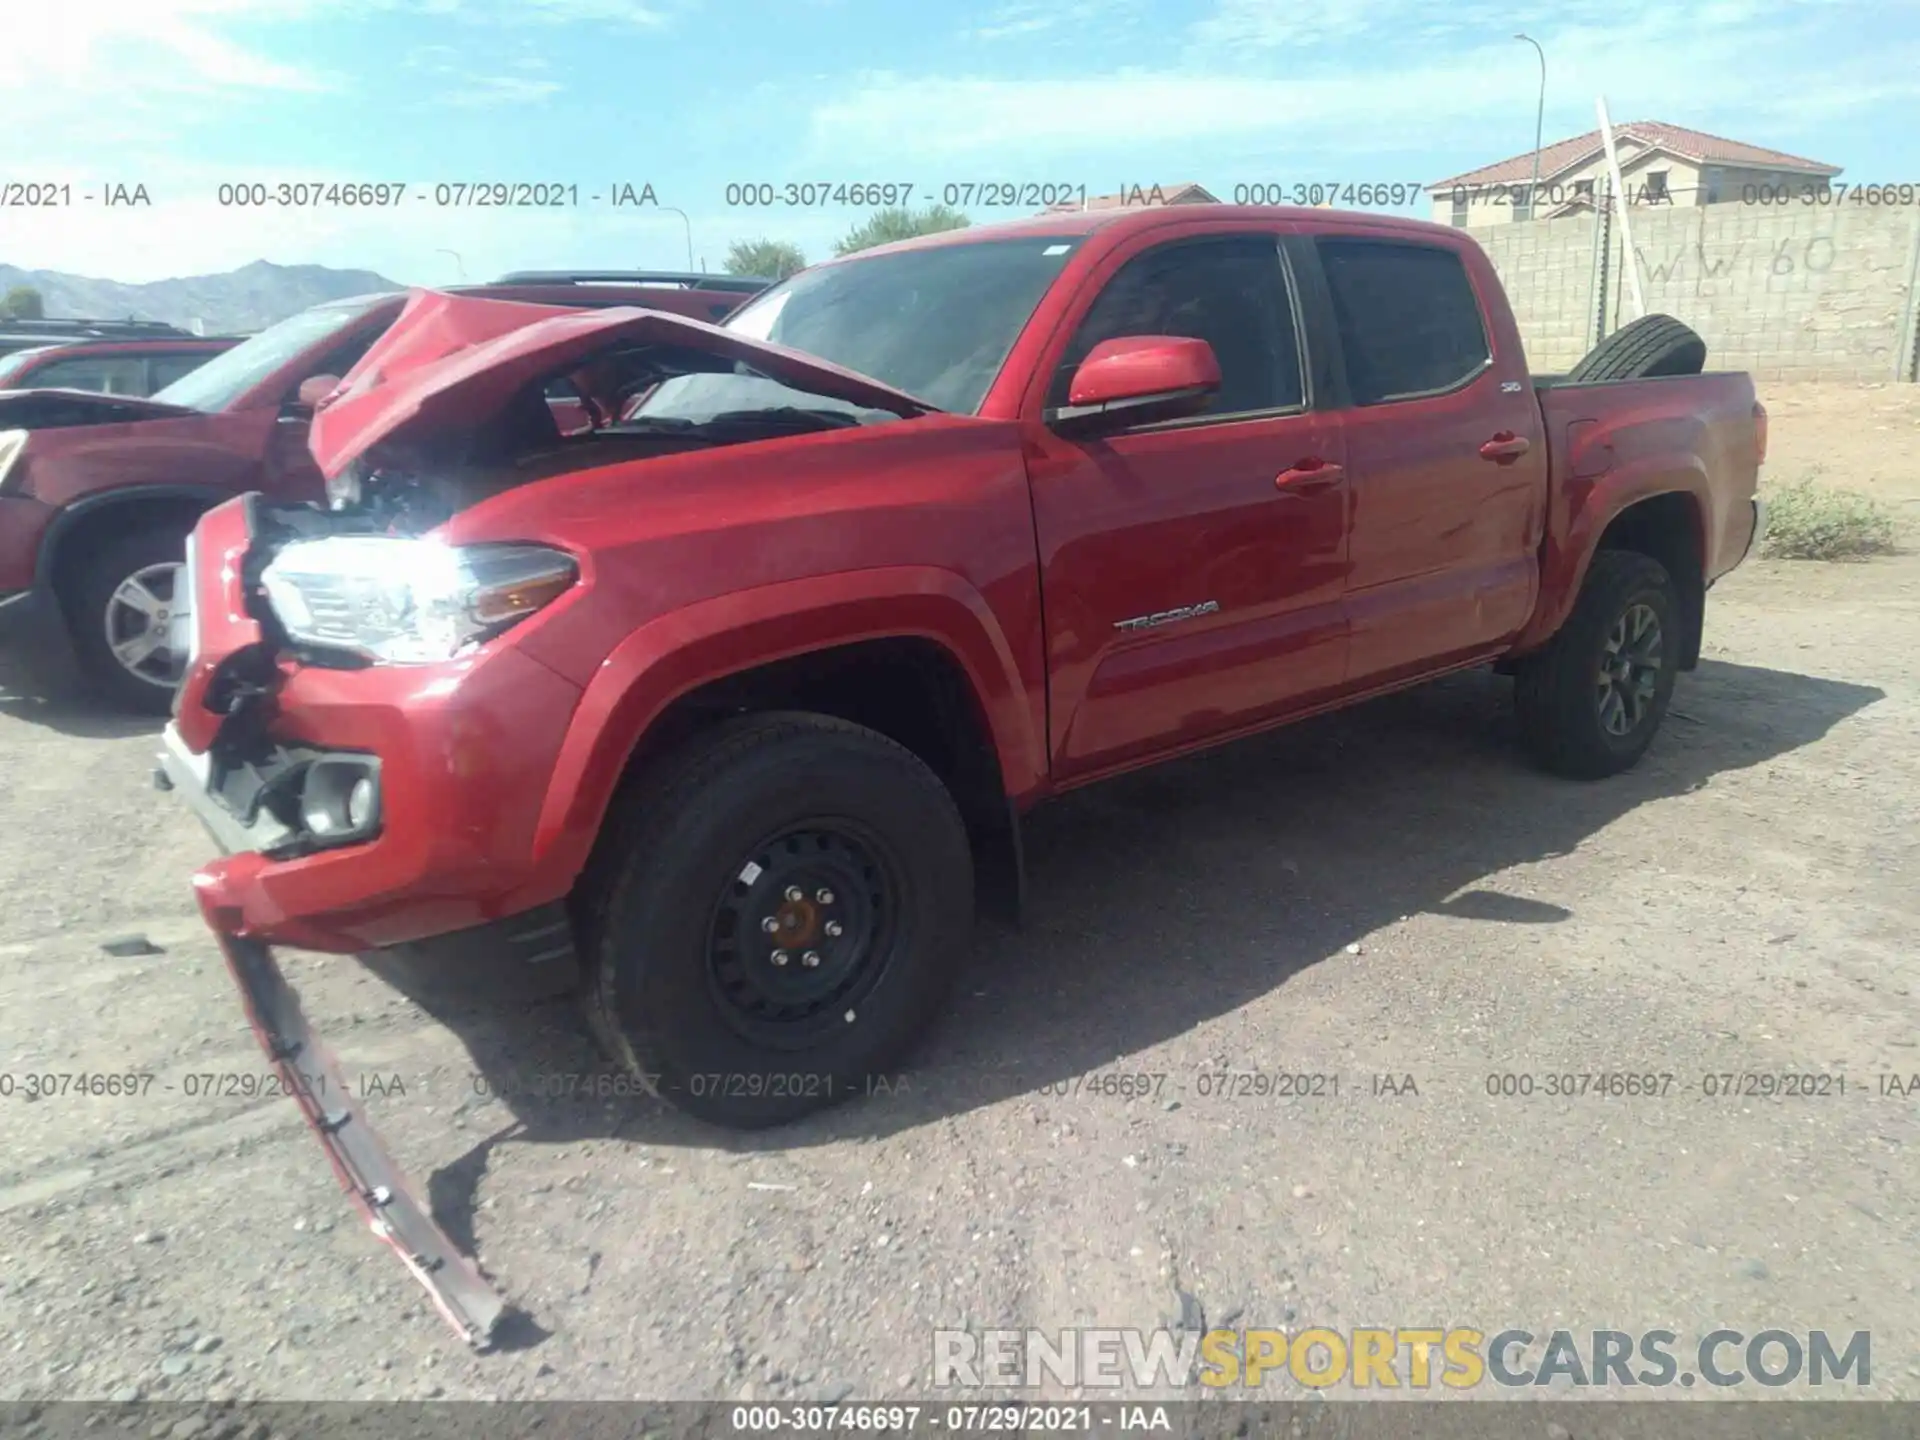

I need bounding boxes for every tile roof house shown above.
[1042,182,1218,213]
[1426,121,1842,228]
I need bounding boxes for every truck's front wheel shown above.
[1513,550,1679,779]
[580,712,974,1128]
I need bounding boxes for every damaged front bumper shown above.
[164,493,590,1344]
[215,927,508,1346]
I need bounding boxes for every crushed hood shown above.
[308,288,938,479]
[0,388,200,429]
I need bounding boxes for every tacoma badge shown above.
[1113,600,1221,632]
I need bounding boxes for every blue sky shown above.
[3,0,1915,285]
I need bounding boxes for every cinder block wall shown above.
[1470,204,1920,383]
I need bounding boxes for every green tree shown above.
[723,238,807,281]
[832,204,970,257]
[1,286,44,320]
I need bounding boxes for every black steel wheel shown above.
[705,820,902,1048]
[579,711,974,1128]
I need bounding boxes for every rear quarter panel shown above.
[1516,371,1760,652]
[14,409,273,513]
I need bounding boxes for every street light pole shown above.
[655,206,695,270]
[1515,34,1546,221]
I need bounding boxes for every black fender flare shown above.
[31,484,234,594]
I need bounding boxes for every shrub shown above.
[1760,475,1898,560]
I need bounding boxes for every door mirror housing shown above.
[288,374,342,414]
[1047,336,1220,435]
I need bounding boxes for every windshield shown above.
[0,346,57,386]
[632,236,1082,422]
[152,296,392,412]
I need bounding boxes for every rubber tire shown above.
[61,524,193,716]
[1565,313,1707,383]
[578,711,975,1128]
[1513,551,1679,780]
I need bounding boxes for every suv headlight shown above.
[0,429,27,493]
[259,536,577,664]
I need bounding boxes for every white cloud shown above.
[438,74,567,106]
[805,67,1514,164]
[1181,0,1749,52]
[4,0,698,168]
[3,0,336,166]
[972,17,1052,40]
[805,0,1919,174]
[1,0,327,98]
[963,0,1147,43]
[511,0,670,23]
[393,0,675,24]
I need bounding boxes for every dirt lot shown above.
[1,382,1916,1409]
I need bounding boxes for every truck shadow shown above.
[364,658,1883,1281]
[0,649,162,741]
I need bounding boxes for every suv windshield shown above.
[152,295,392,412]
[632,235,1082,422]
[0,346,57,386]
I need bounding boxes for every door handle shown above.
[1479,432,1531,462]
[1275,460,1345,494]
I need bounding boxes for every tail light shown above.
[1753,400,1768,467]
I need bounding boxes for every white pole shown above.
[1596,96,1645,320]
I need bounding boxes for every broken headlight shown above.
[259,536,576,664]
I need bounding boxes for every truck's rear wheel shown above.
[579,712,974,1128]
[1513,551,1678,779]
[62,525,194,715]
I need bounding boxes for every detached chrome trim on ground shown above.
[218,931,508,1347]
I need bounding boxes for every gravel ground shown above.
[0,382,1916,1411]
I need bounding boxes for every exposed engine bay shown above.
[324,341,881,533]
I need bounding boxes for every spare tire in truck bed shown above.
[1565,313,1708,383]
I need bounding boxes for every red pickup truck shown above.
[159,205,1764,1342]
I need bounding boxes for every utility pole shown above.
[655,207,695,270]
[1596,96,1646,320]
[1514,34,1546,221]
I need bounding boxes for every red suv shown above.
[0,336,240,397]
[0,271,766,710]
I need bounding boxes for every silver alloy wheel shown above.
[103,561,187,690]
[1596,601,1662,737]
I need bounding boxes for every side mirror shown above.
[1047,336,1220,434]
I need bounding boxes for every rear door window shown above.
[23,355,150,395]
[1314,240,1490,405]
